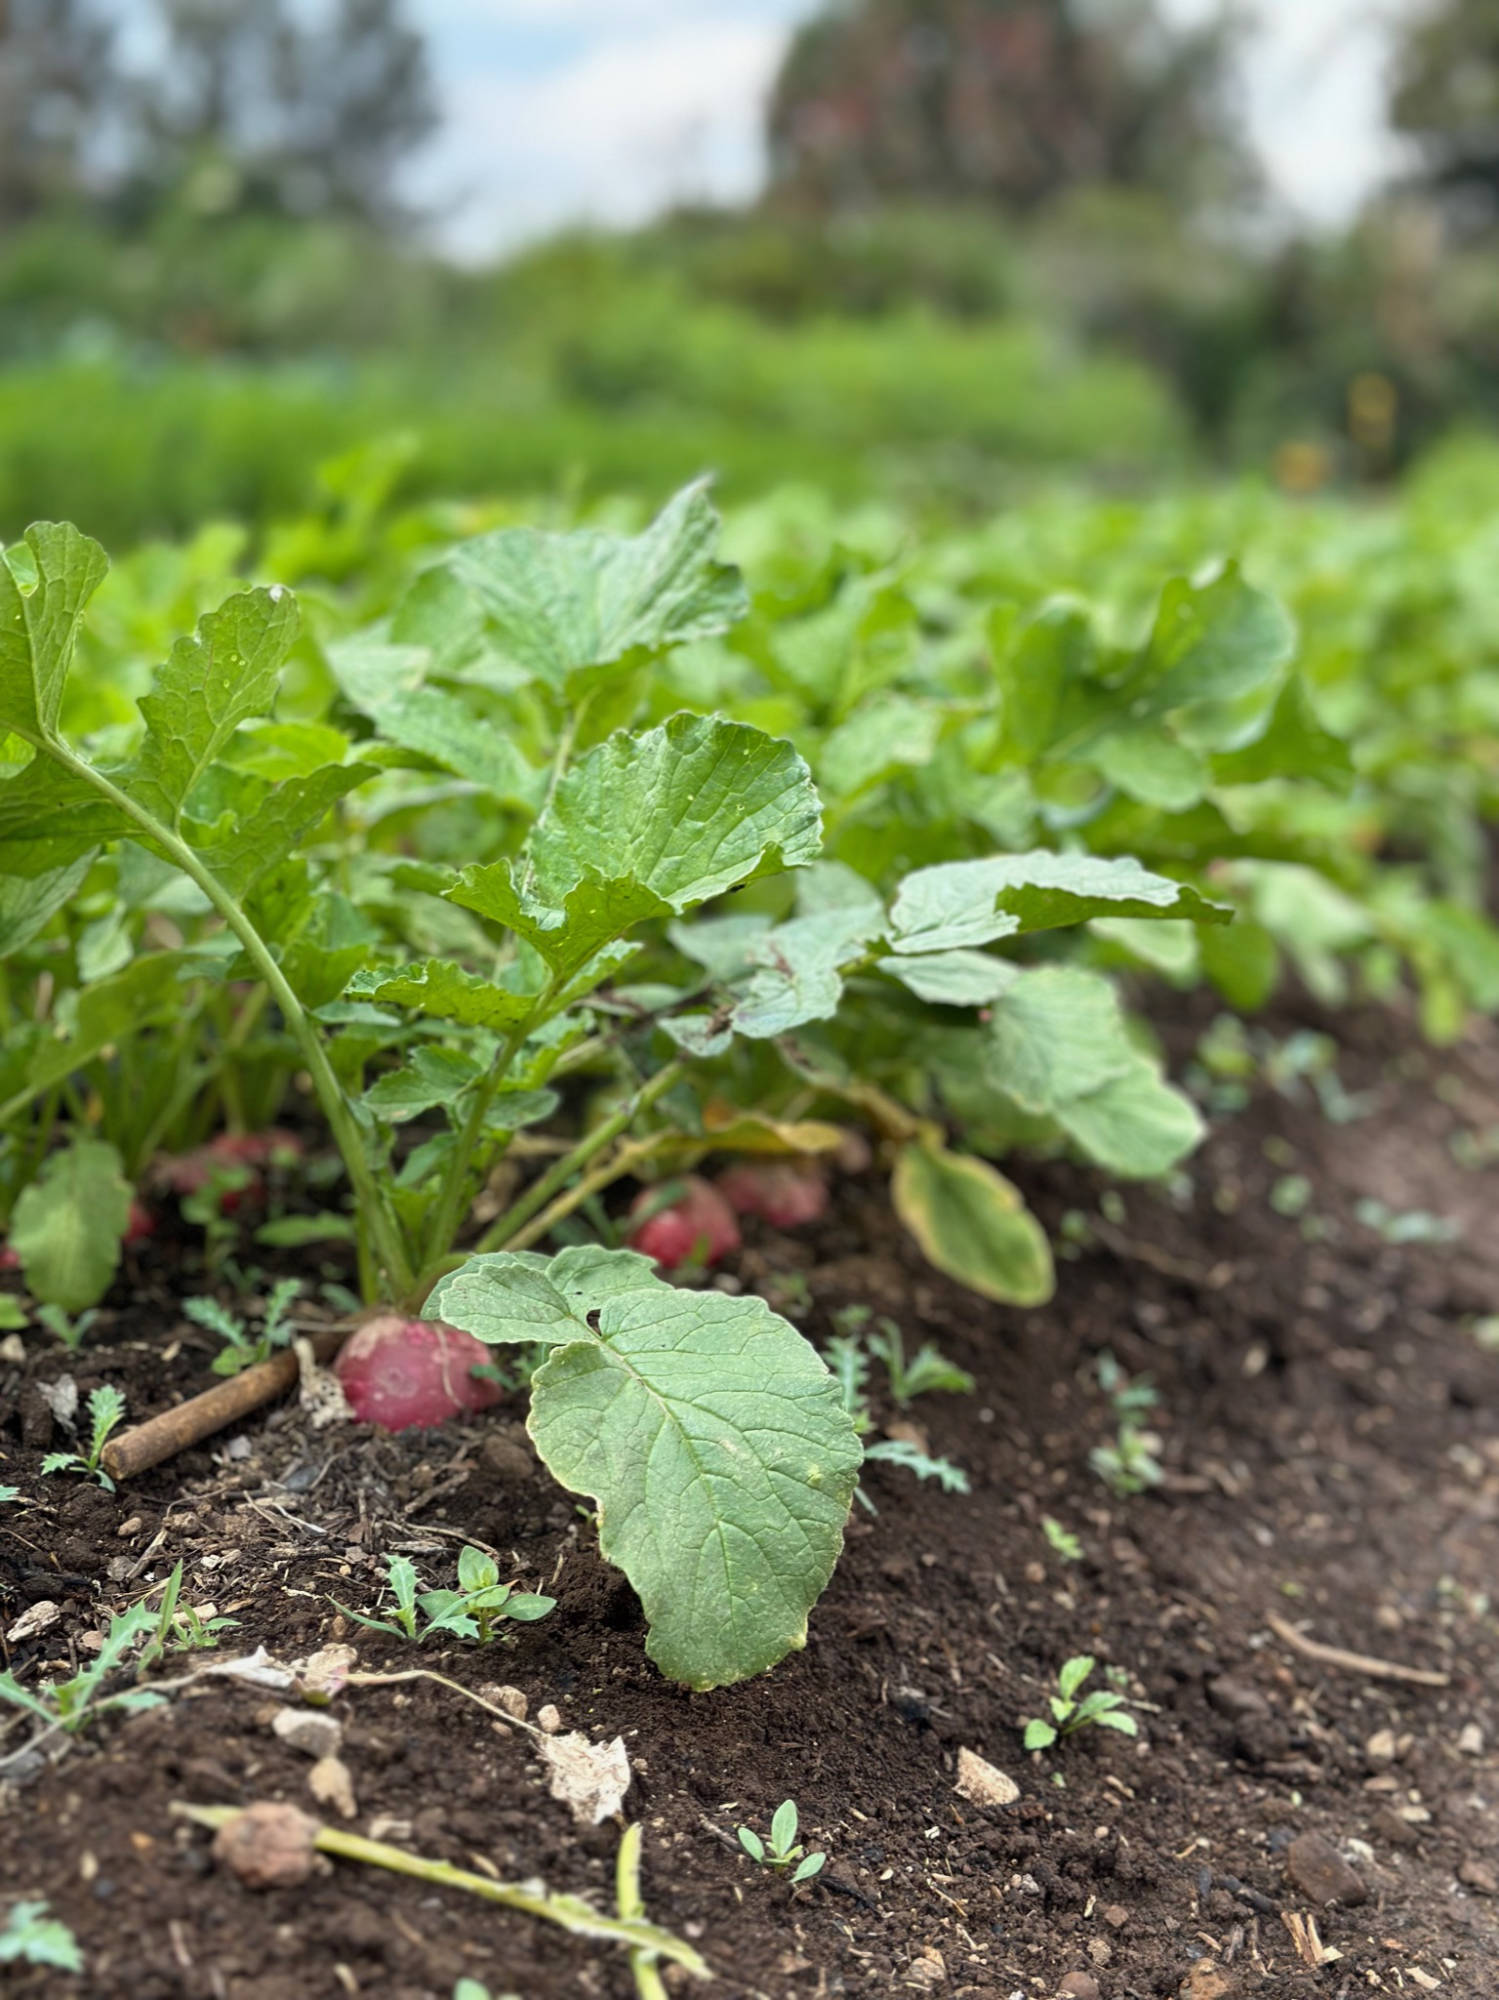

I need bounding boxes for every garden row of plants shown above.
[3,456,1498,1693]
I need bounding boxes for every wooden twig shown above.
[100,1322,350,1484]
[1265,1612,1450,1688]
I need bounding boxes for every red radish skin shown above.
[335,1315,503,1432]
[160,1129,303,1212]
[124,1201,156,1245]
[626,1176,741,1269]
[716,1160,829,1229]
[0,1245,18,1272]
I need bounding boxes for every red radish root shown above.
[626,1175,741,1269]
[335,1315,503,1432]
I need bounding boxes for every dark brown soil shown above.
[2,998,1498,2000]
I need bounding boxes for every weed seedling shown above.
[140,1561,239,1663]
[40,1384,126,1491]
[1089,1352,1163,1496]
[1042,1517,1083,1563]
[0,1601,165,1742]
[35,1304,100,1352]
[864,1317,974,1408]
[0,1486,19,1505]
[0,1899,83,1971]
[336,1548,554,1644]
[824,1330,969,1504]
[737,1799,825,1883]
[1022,1655,1139,1751]
[184,1276,301,1376]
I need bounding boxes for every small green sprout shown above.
[1090,1353,1163,1496]
[865,1318,974,1408]
[140,1561,239,1663]
[335,1548,554,1645]
[35,1304,100,1352]
[1042,1517,1083,1563]
[0,1601,165,1739]
[736,1799,825,1883]
[0,1486,20,1505]
[40,1383,126,1491]
[184,1276,301,1376]
[1022,1655,1139,1752]
[823,1328,969,1505]
[0,1899,83,1971]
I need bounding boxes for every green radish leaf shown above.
[889,851,1224,957]
[1092,1708,1140,1736]
[0,522,108,740]
[877,949,1019,1007]
[891,1139,1054,1306]
[128,588,299,824]
[329,640,544,806]
[362,1045,484,1121]
[1133,563,1297,735]
[770,1800,799,1854]
[984,967,1137,1113]
[447,865,671,986]
[817,693,942,802]
[738,1828,765,1863]
[448,479,747,685]
[190,761,378,897]
[346,959,540,1033]
[5,953,193,1116]
[10,1138,133,1313]
[527,713,822,911]
[1023,1719,1057,1751]
[0,846,94,956]
[429,1247,862,1690]
[1054,1053,1204,1178]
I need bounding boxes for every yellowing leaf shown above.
[891,1139,1053,1307]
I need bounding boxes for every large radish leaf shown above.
[10,1138,133,1314]
[448,480,747,686]
[0,522,108,741]
[429,1247,862,1690]
[888,851,1225,956]
[129,589,299,825]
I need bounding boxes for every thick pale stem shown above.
[469,1059,684,1260]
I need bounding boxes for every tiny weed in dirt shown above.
[1042,1517,1083,1562]
[40,1383,126,1491]
[863,1317,974,1407]
[0,1898,83,1971]
[0,1485,19,1504]
[0,1296,25,1330]
[34,1303,99,1352]
[335,1548,554,1644]
[0,1601,165,1746]
[453,1983,519,2000]
[184,1276,301,1376]
[1022,1655,1139,1751]
[1090,1353,1163,1496]
[824,1328,969,1503]
[140,1561,239,1662]
[1354,1197,1461,1245]
[736,1800,825,1883]
[1270,1173,1313,1218]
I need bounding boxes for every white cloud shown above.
[426,17,788,255]
[421,0,1421,258]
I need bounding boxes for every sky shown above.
[408,0,1415,259]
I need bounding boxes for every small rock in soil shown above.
[212,1803,318,1889]
[481,1684,528,1722]
[5,1600,60,1645]
[1101,1902,1129,1928]
[536,1702,562,1734]
[1286,1831,1367,1906]
[480,1431,535,1483]
[1059,1973,1100,1999]
[1457,1722,1485,1756]
[270,1707,342,1760]
[1370,1806,1422,1848]
[954,1745,1020,1808]
[307,1753,357,1819]
[1364,1727,1398,1765]
[1207,1675,1270,1719]
[1458,1858,1497,1895]
[1179,1965,1238,2000]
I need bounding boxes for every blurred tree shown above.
[766,0,1255,218]
[1390,0,1499,229]
[0,0,115,223]
[124,0,438,230]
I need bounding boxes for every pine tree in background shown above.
[1390,0,1499,231]
[766,0,1256,220]
[0,0,115,223]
